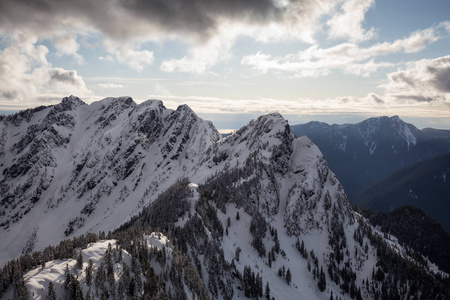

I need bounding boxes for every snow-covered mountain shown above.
[0,96,219,265]
[1,98,449,299]
[290,116,450,199]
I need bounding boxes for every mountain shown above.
[290,116,450,200]
[1,98,449,299]
[354,154,450,232]
[0,96,220,265]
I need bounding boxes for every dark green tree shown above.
[47,281,57,300]
[76,251,83,271]
[265,282,271,300]
[318,267,326,292]
[286,268,292,285]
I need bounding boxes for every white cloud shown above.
[103,40,154,72]
[97,83,124,88]
[0,32,94,108]
[241,25,441,78]
[53,31,83,64]
[327,0,375,42]
[160,25,236,74]
[241,51,393,78]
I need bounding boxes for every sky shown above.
[0,0,449,130]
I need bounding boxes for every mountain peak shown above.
[176,103,194,112]
[97,96,136,109]
[61,95,85,105]
[226,112,291,149]
[139,99,165,110]
[57,95,86,111]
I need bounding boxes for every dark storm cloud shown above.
[121,0,282,28]
[0,0,289,41]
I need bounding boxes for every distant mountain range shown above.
[291,116,450,200]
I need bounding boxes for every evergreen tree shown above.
[14,275,29,300]
[265,282,271,300]
[64,264,71,290]
[268,251,272,268]
[318,267,326,292]
[235,247,241,262]
[286,268,292,285]
[84,259,94,286]
[47,281,57,300]
[74,279,84,300]
[76,251,83,271]
[118,247,123,262]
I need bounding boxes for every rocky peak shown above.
[60,95,86,109]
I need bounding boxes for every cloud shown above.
[160,26,235,73]
[102,40,154,71]
[241,51,393,78]
[53,32,83,63]
[0,0,330,41]
[382,55,450,104]
[0,0,349,74]
[327,0,375,42]
[97,83,125,89]
[146,93,387,116]
[0,34,93,108]
[241,25,442,77]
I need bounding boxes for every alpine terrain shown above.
[0,97,449,299]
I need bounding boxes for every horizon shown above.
[0,0,449,129]
[1,95,448,131]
